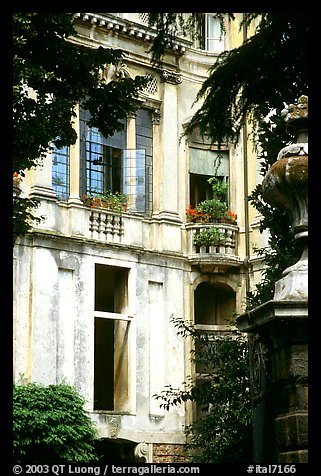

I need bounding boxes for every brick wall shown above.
[152,443,186,463]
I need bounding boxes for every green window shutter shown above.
[189,148,229,176]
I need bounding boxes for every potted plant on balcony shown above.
[82,190,128,214]
[193,227,226,248]
[195,199,228,223]
[186,178,237,225]
[13,172,23,196]
[223,210,238,224]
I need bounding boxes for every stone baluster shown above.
[199,245,206,255]
[112,215,121,242]
[119,216,124,238]
[226,228,234,254]
[105,213,114,238]
[89,211,100,239]
[98,212,105,238]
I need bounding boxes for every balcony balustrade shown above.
[27,196,242,268]
[89,209,124,243]
[185,222,241,272]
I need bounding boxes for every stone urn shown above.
[262,95,308,300]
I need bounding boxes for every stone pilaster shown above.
[29,152,57,201]
[68,106,82,204]
[156,69,182,224]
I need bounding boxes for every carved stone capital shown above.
[160,69,182,85]
[152,109,161,125]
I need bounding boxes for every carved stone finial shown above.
[281,95,308,126]
[262,95,308,301]
[281,95,308,143]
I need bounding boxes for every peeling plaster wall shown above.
[13,13,265,453]
[13,235,187,443]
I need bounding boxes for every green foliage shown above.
[13,196,43,243]
[82,190,128,214]
[154,316,252,463]
[246,110,302,309]
[194,177,229,222]
[13,380,99,463]
[13,13,149,238]
[147,13,306,307]
[184,13,308,147]
[208,176,228,202]
[148,13,308,148]
[192,227,226,248]
[147,13,233,66]
[196,199,228,221]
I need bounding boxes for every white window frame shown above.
[204,14,224,52]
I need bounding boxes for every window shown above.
[51,107,154,213]
[80,108,127,196]
[194,14,224,52]
[80,107,153,215]
[135,109,153,213]
[94,264,131,411]
[52,146,70,201]
[194,282,235,328]
[189,148,229,208]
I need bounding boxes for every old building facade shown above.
[13,13,266,462]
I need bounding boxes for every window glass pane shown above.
[52,146,70,201]
[79,107,153,215]
[205,14,224,52]
[123,149,146,213]
[80,107,126,196]
[135,109,153,214]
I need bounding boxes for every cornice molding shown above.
[73,13,191,54]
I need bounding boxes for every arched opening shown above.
[194,281,236,328]
[193,279,237,419]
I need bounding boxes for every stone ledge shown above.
[237,300,308,334]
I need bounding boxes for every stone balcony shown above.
[27,197,243,269]
[185,222,242,273]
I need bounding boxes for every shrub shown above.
[193,227,226,247]
[154,316,252,463]
[13,380,99,463]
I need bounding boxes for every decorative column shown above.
[237,96,308,463]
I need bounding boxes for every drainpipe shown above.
[242,13,251,300]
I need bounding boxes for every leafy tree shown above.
[13,13,149,239]
[150,14,307,461]
[246,111,302,308]
[154,316,252,463]
[147,12,308,306]
[13,380,99,463]
[148,13,308,146]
